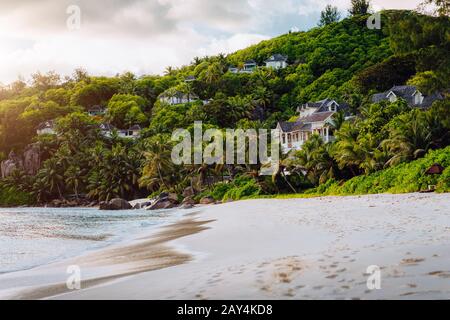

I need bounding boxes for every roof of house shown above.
[390,85,417,97]
[298,99,348,113]
[37,120,55,130]
[278,121,297,132]
[128,125,141,131]
[265,54,288,63]
[244,60,257,65]
[371,92,387,103]
[185,75,196,82]
[160,91,199,100]
[88,105,104,111]
[278,120,315,133]
[371,85,444,107]
[421,92,444,108]
[301,111,335,123]
[99,123,116,131]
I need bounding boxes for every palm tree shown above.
[329,110,346,131]
[252,86,272,109]
[65,166,82,199]
[333,122,363,176]
[164,66,176,76]
[269,152,297,193]
[382,110,431,167]
[293,135,339,185]
[140,136,174,191]
[36,158,64,199]
[204,62,223,84]
[227,96,253,122]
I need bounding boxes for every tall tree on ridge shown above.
[319,5,341,26]
[349,0,371,15]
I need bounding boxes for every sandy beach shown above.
[1,193,449,300]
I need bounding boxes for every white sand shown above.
[1,193,450,300]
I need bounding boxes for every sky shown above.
[0,0,423,84]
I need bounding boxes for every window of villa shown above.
[282,134,286,144]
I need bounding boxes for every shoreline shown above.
[0,210,212,299]
[2,190,449,210]
[1,192,449,300]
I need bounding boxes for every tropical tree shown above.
[319,5,341,26]
[349,0,371,15]
[140,135,175,191]
[333,121,364,176]
[293,134,339,185]
[329,111,346,131]
[269,152,298,193]
[382,110,432,166]
[34,158,65,200]
[65,166,83,199]
[252,86,272,109]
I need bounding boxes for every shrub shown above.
[316,146,450,195]
[0,184,34,207]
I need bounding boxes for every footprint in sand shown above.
[400,258,425,266]
[428,271,450,278]
[326,274,338,279]
[399,292,416,297]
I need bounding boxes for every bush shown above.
[0,184,34,207]
[200,175,262,202]
[315,146,450,195]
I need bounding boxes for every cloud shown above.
[199,33,271,56]
[0,0,424,84]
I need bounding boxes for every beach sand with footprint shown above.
[2,193,448,300]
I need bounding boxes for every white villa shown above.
[36,120,56,135]
[118,125,141,139]
[371,85,443,108]
[100,123,141,139]
[87,105,106,116]
[265,54,288,69]
[229,60,258,74]
[159,91,199,105]
[277,99,348,153]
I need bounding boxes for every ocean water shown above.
[0,207,184,274]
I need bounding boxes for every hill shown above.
[0,10,448,205]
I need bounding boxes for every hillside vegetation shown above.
[0,9,449,206]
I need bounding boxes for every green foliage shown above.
[70,77,120,109]
[312,147,450,195]
[354,54,417,93]
[0,10,448,205]
[349,0,371,16]
[407,71,446,95]
[200,176,262,202]
[0,184,34,206]
[319,5,341,26]
[222,176,262,201]
[106,94,148,128]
